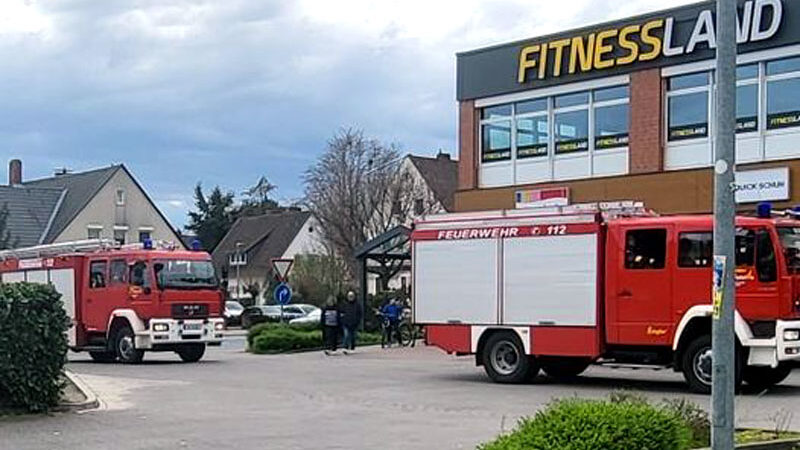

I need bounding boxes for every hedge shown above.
[0,283,70,413]
[479,397,693,450]
[248,323,382,354]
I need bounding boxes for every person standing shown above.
[339,290,362,353]
[321,296,340,355]
[381,298,401,347]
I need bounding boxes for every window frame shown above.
[765,57,800,133]
[89,260,108,289]
[666,71,712,143]
[478,83,630,181]
[624,228,668,270]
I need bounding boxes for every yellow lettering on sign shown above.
[639,19,664,61]
[549,38,571,77]
[646,326,668,337]
[518,44,540,83]
[569,33,595,74]
[617,25,640,65]
[538,42,549,79]
[594,29,618,70]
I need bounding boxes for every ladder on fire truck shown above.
[0,239,117,260]
[420,200,655,223]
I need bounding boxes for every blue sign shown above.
[274,283,292,305]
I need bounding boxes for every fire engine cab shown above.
[0,239,224,363]
[413,202,800,393]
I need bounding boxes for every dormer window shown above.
[116,188,126,206]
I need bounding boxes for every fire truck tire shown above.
[482,332,535,384]
[88,351,117,363]
[114,325,144,364]
[176,344,206,363]
[681,335,742,394]
[541,358,591,379]
[743,365,792,390]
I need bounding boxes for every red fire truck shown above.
[0,239,224,363]
[413,202,800,393]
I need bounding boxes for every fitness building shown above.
[455,0,800,214]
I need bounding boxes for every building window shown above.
[516,98,548,159]
[737,64,759,133]
[139,231,151,243]
[667,72,710,141]
[87,227,102,240]
[767,57,800,130]
[554,91,589,154]
[593,85,630,149]
[115,188,125,206]
[114,229,126,245]
[229,253,247,266]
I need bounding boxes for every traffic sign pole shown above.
[712,0,737,448]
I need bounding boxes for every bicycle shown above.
[376,310,416,348]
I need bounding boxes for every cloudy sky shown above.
[0,0,696,227]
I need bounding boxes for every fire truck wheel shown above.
[681,334,742,394]
[743,365,792,390]
[114,325,144,364]
[541,358,591,380]
[482,332,534,384]
[88,351,117,363]
[176,344,206,363]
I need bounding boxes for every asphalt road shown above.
[5,338,800,450]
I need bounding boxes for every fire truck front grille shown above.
[171,304,209,319]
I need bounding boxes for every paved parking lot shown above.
[5,338,800,449]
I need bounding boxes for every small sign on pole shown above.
[271,258,294,282]
[712,256,726,320]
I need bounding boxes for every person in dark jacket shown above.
[321,296,340,355]
[339,290,362,353]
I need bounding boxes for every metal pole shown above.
[235,242,242,305]
[712,0,737,448]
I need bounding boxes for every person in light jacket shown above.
[321,296,340,355]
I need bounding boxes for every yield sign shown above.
[271,258,294,281]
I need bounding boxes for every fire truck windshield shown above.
[154,260,218,290]
[778,227,800,272]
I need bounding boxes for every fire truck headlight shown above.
[784,329,800,341]
[153,323,169,332]
[214,322,225,331]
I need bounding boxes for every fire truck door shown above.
[128,260,154,306]
[735,228,780,320]
[85,259,111,332]
[610,226,674,345]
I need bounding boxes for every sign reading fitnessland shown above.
[457,0,799,100]
[734,167,790,203]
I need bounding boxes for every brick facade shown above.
[629,68,664,174]
[458,100,478,190]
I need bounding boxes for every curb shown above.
[696,437,800,450]
[54,370,100,413]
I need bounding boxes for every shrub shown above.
[661,398,711,448]
[479,398,692,450]
[0,283,69,412]
[251,325,322,354]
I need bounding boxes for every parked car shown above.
[289,308,321,326]
[224,301,244,327]
[241,304,320,328]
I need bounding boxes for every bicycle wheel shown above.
[399,323,414,347]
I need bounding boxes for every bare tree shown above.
[304,128,434,287]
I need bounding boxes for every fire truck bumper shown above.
[776,320,800,363]
[135,318,225,349]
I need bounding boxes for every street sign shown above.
[271,258,294,282]
[274,282,292,305]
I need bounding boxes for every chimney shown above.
[436,150,451,161]
[8,159,21,186]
